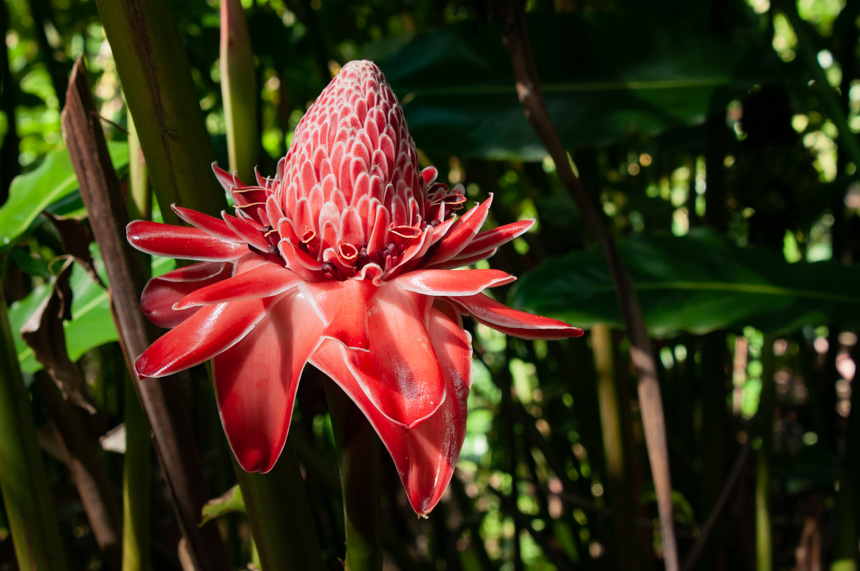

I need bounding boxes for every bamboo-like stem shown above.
[592,324,643,570]
[126,115,150,221]
[498,4,677,568]
[94,0,226,222]
[756,336,775,571]
[0,291,69,571]
[220,0,259,181]
[325,382,383,571]
[122,368,151,571]
[61,58,229,571]
[233,445,325,571]
[122,106,152,571]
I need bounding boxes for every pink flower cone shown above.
[128,60,582,516]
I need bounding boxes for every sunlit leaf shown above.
[9,254,175,377]
[0,142,129,252]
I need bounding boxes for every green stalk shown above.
[592,324,643,570]
[122,118,153,571]
[123,369,151,571]
[126,114,150,221]
[325,382,383,571]
[123,112,151,571]
[756,336,775,571]
[220,0,258,181]
[0,290,69,571]
[233,444,325,571]
[94,0,226,222]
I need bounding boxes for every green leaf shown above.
[510,229,860,335]
[200,485,245,526]
[9,255,175,376]
[376,13,770,159]
[0,142,129,252]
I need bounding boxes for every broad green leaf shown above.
[9,255,176,376]
[376,13,771,160]
[510,229,860,335]
[0,142,129,252]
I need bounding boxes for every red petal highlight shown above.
[141,261,232,328]
[448,293,584,340]
[311,282,446,428]
[213,294,325,473]
[134,297,270,378]
[212,163,244,192]
[310,303,471,515]
[127,220,247,261]
[300,279,373,350]
[396,269,515,296]
[425,196,493,267]
[172,205,239,242]
[175,263,304,309]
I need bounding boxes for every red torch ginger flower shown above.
[128,60,582,515]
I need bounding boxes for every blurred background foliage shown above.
[0,0,859,569]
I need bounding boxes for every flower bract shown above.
[128,60,582,515]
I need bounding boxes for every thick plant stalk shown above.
[325,383,383,571]
[498,3,678,568]
[233,448,325,571]
[94,0,225,221]
[61,58,229,571]
[123,368,151,571]
[220,0,258,181]
[592,324,644,570]
[126,115,150,221]
[123,110,152,571]
[756,337,775,571]
[0,292,69,571]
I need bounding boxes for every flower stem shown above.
[325,382,383,571]
[123,368,151,571]
[233,442,325,571]
[0,290,69,571]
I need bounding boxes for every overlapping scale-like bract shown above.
[127,60,583,516]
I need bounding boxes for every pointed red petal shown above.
[425,196,493,266]
[223,213,270,252]
[172,205,239,242]
[175,263,304,309]
[300,279,372,350]
[213,294,325,473]
[434,248,498,270]
[447,293,583,340]
[396,269,515,296]
[212,163,244,192]
[141,262,233,328]
[310,303,471,515]
[310,282,447,428]
[127,220,247,261]
[440,219,534,267]
[134,297,270,378]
